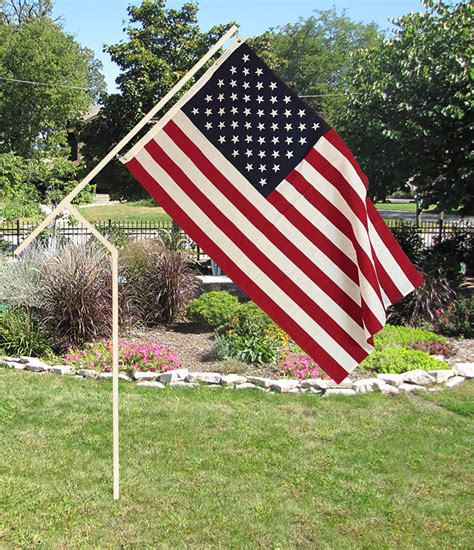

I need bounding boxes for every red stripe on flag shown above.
[324,129,369,190]
[163,120,365,330]
[366,199,424,290]
[126,156,351,383]
[145,137,369,363]
[272,169,383,335]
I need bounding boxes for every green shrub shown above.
[186,291,240,328]
[374,324,447,350]
[361,347,449,374]
[434,297,474,338]
[0,308,52,357]
[224,301,275,336]
[212,301,290,366]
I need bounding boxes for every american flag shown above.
[122,42,423,383]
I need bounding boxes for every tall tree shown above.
[249,9,380,125]
[341,0,473,214]
[81,0,234,200]
[0,0,52,24]
[0,13,105,157]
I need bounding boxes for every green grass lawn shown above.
[78,201,172,223]
[0,371,472,548]
[375,202,438,213]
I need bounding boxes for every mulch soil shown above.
[124,322,474,379]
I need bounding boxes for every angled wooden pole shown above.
[14,24,239,257]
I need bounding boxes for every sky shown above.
[51,0,427,93]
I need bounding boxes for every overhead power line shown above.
[0,76,89,90]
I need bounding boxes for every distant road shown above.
[378,210,473,223]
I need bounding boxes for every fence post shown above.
[16,219,20,247]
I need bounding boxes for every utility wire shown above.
[0,75,89,90]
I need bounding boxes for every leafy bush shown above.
[122,240,198,325]
[213,301,291,365]
[434,297,474,338]
[374,324,447,350]
[186,291,240,328]
[64,340,180,375]
[360,348,449,374]
[0,307,52,357]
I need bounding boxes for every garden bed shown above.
[124,322,474,379]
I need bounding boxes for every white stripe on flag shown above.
[154,127,369,343]
[134,146,365,371]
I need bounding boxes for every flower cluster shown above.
[278,352,322,380]
[64,340,180,374]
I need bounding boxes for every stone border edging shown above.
[1,357,473,396]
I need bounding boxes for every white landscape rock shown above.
[169,381,197,388]
[322,388,356,397]
[186,372,221,385]
[51,365,76,375]
[454,363,474,379]
[134,371,160,381]
[76,369,98,378]
[380,384,400,395]
[402,370,435,386]
[234,382,266,391]
[428,369,456,384]
[326,379,353,389]
[246,376,273,388]
[4,357,21,363]
[376,373,404,387]
[353,378,386,393]
[136,381,165,389]
[99,372,132,382]
[2,360,26,370]
[26,362,51,373]
[269,379,300,393]
[156,368,189,384]
[220,374,247,386]
[445,376,465,388]
[399,383,427,393]
[301,379,329,390]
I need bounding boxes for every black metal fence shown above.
[1,217,472,258]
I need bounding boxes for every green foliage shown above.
[434,297,474,338]
[249,8,380,125]
[0,152,92,220]
[374,324,447,351]
[0,307,52,356]
[27,156,93,206]
[361,347,449,374]
[81,0,234,200]
[214,301,290,365]
[223,301,275,336]
[186,291,240,328]
[0,152,40,220]
[0,14,105,157]
[341,1,473,213]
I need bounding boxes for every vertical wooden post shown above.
[111,248,120,500]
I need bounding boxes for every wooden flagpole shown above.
[13,25,239,501]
